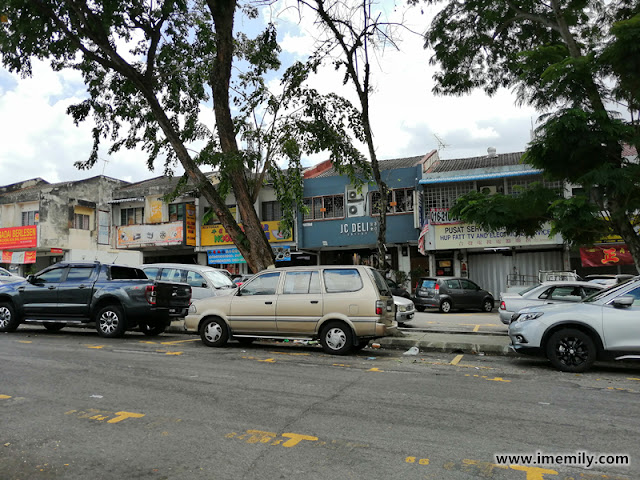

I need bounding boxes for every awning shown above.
[108,197,144,204]
[419,169,543,185]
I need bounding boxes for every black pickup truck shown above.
[0,262,191,337]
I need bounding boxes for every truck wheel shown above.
[140,322,166,336]
[0,302,19,332]
[44,323,65,332]
[95,304,126,338]
[319,321,353,355]
[546,329,597,373]
[199,317,229,347]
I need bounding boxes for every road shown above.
[401,309,508,334]
[1,325,638,480]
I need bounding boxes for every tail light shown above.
[145,285,157,305]
[434,283,440,292]
[375,300,384,315]
[500,301,506,310]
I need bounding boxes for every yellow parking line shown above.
[160,339,200,345]
[473,325,480,332]
[450,354,464,366]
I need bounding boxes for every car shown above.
[142,263,236,300]
[412,276,494,313]
[185,265,398,355]
[232,274,253,287]
[508,276,640,372]
[0,267,24,284]
[394,295,416,323]
[498,281,606,325]
[585,274,635,287]
[386,278,411,299]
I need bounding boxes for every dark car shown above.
[412,276,494,313]
[386,278,411,299]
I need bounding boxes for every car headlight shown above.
[398,305,407,312]
[188,303,197,314]
[518,311,543,322]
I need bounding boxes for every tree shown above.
[0,0,366,272]
[298,0,406,271]
[423,0,640,272]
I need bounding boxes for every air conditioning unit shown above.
[479,186,497,195]
[346,189,364,202]
[347,203,365,217]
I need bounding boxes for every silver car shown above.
[394,295,416,323]
[509,277,640,372]
[142,263,236,300]
[0,267,24,284]
[498,281,605,324]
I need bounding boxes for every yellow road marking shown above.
[107,411,145,423]
[628,377,640,381]
[368,367,384,372]
[450,354,464,366]
[85,345,104,349]
[270,351,311,356]
[332,364,350,367]
[18,340,32,344]
[0,395,11,400]
[163,351,183,355]
[160,339,200,345]
[258,358,276,363]
[473,325,480,332]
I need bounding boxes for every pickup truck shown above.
[0,262,191,338]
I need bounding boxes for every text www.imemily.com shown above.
[494,451,630,469]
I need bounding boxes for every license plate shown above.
[407,313,414,319]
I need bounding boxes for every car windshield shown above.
[203,270,234,288]
[518,284,541,296]
[583,279,637,303]
[419,279,436,289]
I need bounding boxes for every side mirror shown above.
[201,282,208,288]
[612,296,634,308]
[26,275,35,283]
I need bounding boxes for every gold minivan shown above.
[184,265,397,354]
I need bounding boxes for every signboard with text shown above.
[185,203,196,246]
[434,223,561,249]
[207,246,291,264]
[0,226,37,249]
[201,221,292,246]
[580,245,634,267]
[1,250,36,264]
[117,222,184,248]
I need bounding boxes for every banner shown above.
[580,245,635,267]
[0,226,37,249]
[117,222,184,248]
[201,221,292,246]
[207,246,291,264]
[1,250,36,264]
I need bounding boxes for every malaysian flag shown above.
[417,221,429,255]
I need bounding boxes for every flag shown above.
[417,222,429,255]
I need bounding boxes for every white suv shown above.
[185,265,397,355]
[509,277,640,372]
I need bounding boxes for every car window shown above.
[623,286,640,306]
[585,281,634,302]
[186,271,207,288]
[519,284,541,296]
[323,269,363,293]
[203,270,234,288]
[548,286,582,301]
[582,287,602,297]
[65,266,94,282]
[143,267,160,280]
[460,279,479,290]
[283,271,321,294]
[371,269,392,296]
[445,279,461,289]
[537,287,554,300]
[35,267,66,283]
[160,268,184,283]
[0,268,10,277]
[419,279,436,289]
[241,272,281,295]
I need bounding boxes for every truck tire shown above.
[0,302,19,332]
[95,304,126,338]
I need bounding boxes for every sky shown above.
[0,2,540,188]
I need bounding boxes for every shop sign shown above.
[580,245,634,267]
[207,246,291,264]
[117,222,183,248]
[0,226,37,249]
[1,250,36,264]
[201,221,292,246]
[339,221,378,236]
[185,203,196,246]
[429,208,461,225]
[434,223,560,249]
[50,248,64,254]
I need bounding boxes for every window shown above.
[121,207,144,225]
[371,188,415,215]
[203,206,237,225]
[65,267,94,282]
[262,201,282,222]
[302,195,345,221]
[22,210,38,226]
[323,269,363,293]
[460,279,479,290]
[445,279,461,289]
[424,183,474,210]
[35,268,66,283]
[160,268,184,283]
[241,272,281,295]
[143,267,160,280]
[73,213,90,230]
[283,271,321,294]
[169,204,185,222]
[186,271,207,288]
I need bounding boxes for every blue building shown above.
[298,153,435,281]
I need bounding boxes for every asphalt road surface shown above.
[1,326,638,480]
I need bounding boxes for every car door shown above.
[444,279,464,307]
[56,265,96,318]
[229,271,280,334]
[185,270,211,299]
[601,285,640,352]
[276,271,323,335]
[18,266,67,318]
[460,279,484,309]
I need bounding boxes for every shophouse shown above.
[0,176,132,275]
[418,148,567,297]
[299,154,433,282]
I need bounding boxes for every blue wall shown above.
[299,166,420,249]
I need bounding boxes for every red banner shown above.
[0,226,37,249]
[580,245,635,267]
[1,251,36,264]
